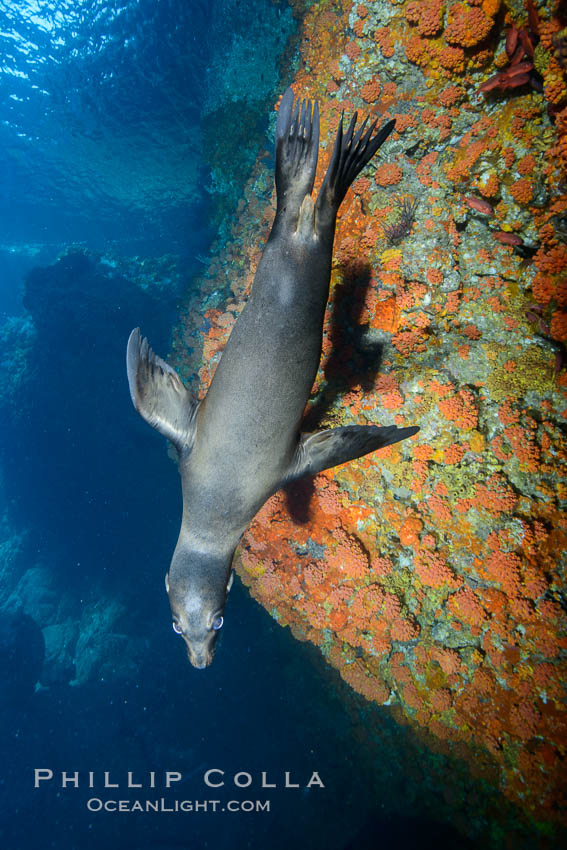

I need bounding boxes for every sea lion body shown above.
[191,216,329,535]
[127,89,418,668]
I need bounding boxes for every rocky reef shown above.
[174,0,567,841]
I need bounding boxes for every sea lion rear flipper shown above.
[286,424,419,481]
[315,112,396,232]
[126,328,199,454]
[273,87,320,232]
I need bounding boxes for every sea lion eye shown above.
[172,621,183,634]
[212,615,224,631]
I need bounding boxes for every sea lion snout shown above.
[171,611,223,669]
[187,645,215,670]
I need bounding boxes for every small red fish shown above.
[493,231,523,246]
[505,73,531,88]
[507,60,533,77]
[509,44,526,65]
[465,197,494,216]
[506,26,519,58]
[479,73,505,93]
[525,0,540,39]
[519,28,535,57]
[478,67,531,94]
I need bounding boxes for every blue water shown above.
[0,2,551,849]
[0,0,292,314]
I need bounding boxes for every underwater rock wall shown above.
[175,0,567,834]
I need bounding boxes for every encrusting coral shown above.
[174,0,567,842]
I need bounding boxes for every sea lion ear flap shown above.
[165,573,170,593]
[127,328,200,455]
[285,424,419,481]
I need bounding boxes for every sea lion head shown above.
[165,544,233,669]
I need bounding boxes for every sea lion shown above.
[127,88,418,668]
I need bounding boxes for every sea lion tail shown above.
[274,87,320,231]
[315,113,396,232]
[126,328,199,454]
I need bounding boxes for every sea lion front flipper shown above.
[286,424,419,482]
[126,328,199,454]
